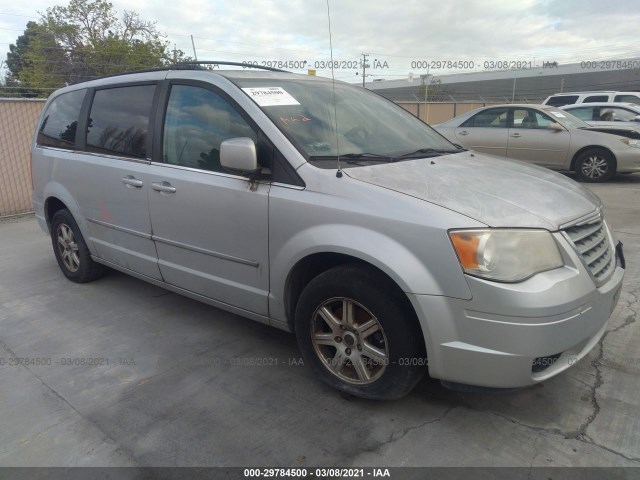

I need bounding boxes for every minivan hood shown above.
[345,152,601,230]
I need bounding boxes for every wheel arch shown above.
[283,252,425,345]
[570,145,617,172]
[44,196,69,231]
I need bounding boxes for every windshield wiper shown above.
[341,152,395,161]
[394,147,464,160]
[309,153,395,163]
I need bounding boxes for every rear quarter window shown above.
[614,94,640,106]
[545,95,578,107]
[37,89,86,149]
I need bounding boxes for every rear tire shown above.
[50,209,104,283]
[575,148,615,182]
[294,264,426,400]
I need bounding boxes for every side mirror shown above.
[220,137,260,175]
[549,122,564,131]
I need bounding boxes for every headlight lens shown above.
[621,138,640,149]
[449,229,563,282]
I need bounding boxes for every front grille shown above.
[563,220,614,286]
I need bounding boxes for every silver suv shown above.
[32,66,625,399]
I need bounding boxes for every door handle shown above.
[151,181,177,193]
[458,130,469,136]
[122,175,143,188]
[510,133,522,138]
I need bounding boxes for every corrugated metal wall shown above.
[0,99,45,216]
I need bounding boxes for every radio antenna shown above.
[325,0,342,178]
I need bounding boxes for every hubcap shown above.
[581,155,608,179]
[56,223,80,272]
[310,297,389,385]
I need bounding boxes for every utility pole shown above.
[361,53,369,88]
[560,78,565,93]
[190,35,198,61]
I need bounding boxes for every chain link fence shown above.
[0,99,45,217]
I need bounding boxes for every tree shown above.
[3,21,43,97]
[4,0,184,97]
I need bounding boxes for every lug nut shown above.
[335,336,342,343]
[345,348,351,355]
[357,345,362,351]
[340,325,346,330]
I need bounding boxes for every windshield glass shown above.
[233,77,456,166]
[543,107,591,128]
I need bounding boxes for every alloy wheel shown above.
[56,223,80,272]
[310,297,389,385]
[581,155,608,179]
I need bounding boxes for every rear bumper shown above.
[410,241,624,388]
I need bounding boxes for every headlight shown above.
[621,138,640,149]
[449,229,563,282]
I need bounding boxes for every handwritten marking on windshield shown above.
[280,115,312,126]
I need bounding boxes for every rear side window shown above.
[87,85,156,159]
[545,96,578,107]
[583,95,609,103]
[37,89,85,149]
[614,94,640,105]
[461,108,508,128]
[602,107,638,122]
[566,107,596,121]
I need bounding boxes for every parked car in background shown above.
[543,91,640,107]
[560,102,640,126]
[434,104,640,182]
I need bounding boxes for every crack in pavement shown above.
[484,288,640,464]
[350,288,639,464]
[353,405,459,460]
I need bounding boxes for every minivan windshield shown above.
[233,77,458,167]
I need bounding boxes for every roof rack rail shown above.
[170,61,289,73]
[67,61,289,86]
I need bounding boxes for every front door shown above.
[148,82,270,316]
[507,108,570,167]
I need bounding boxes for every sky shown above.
[2,0,640,83]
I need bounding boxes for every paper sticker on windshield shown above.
[550,111,566,117]
[242,87,300,106]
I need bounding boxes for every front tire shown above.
[575,148,615,182]
[294,264,426,400]
[50,209,104,283]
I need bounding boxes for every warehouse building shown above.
[367,57,640,102]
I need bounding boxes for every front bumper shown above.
[409,240,625,388]
[615,148,640,173]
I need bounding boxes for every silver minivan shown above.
[32,66,625,399]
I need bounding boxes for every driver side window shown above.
[512,109,554,129]
[163,85,257,173]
